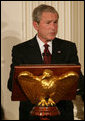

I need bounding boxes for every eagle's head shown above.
[42,69,53,79]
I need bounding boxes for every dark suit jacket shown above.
[7,36,84,120]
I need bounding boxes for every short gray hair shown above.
[32,4,59,23]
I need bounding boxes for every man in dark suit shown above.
[7,4,84,120]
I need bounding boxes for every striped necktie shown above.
[43,44,51,64]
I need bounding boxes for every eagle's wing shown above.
[18,71,45,104]
[50,71,79,103]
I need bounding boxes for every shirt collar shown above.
[36,35,52,49]
[36,35,44,49]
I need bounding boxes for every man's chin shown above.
[47,36,56,41]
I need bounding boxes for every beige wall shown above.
[1,1,84,120]
[1,1,23,120]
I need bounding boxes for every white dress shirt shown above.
[36,35,52,59]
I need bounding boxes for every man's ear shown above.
[33,21,39,31]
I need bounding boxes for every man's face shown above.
[34,12,58,43]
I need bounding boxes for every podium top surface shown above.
[15,64,80,68]
[14,64,81,76]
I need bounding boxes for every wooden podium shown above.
[11,64,81,120]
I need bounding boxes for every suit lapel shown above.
[29,37,43,64]
[51,38,64,64]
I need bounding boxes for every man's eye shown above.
[46,22,50,24]
[54,21,58,24]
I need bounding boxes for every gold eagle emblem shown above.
[18,69,79,106]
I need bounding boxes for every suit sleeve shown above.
[7,46,23,91]
[69,43,79,64]
[70,43,84,100]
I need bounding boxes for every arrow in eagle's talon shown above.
[38,99,48,106]
[47,98,56,106]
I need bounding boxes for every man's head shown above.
[32,4,59,23]
[32,4,59,43]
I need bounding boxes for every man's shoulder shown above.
[54,37,75,46]
[13,36,36,49]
